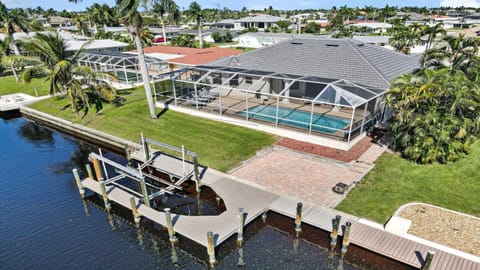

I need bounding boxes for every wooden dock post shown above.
[422,251,435,270]
[129,196,141,226]
[164,208,177,243]
[262,209,268,223]
[85,164,94,180]
[341,221,352,256]
[141,133,150,161]
[237,247,245,266]
[170,242,179,266]
[207,231,217,266]
[72,168,85,198]
[139,177,150,208]
[124,144,131,165]
[330,215,341,250]
[237,208,245,246]
[137,164,151,208]
[91,157,103,181]
[99,180,111,212]
[193,155,201,192]
[295,202,303,233]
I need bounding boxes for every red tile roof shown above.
[140,46,243,66]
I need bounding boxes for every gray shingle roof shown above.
[207,38,421,89]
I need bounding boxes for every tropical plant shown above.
[276,20,291,32]
[170,34,196,47]
[423,23,446,50]
[151,0,178,45]
[422,34,480,80]
[116,0,157,119]
[388,24,422,54]
[22,33,116,114]
[0,3,29,55]
[386,68,480,163]
[185,2,204,48]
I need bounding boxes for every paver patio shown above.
[232,148,365,207]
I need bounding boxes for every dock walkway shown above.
[82,147,480,269]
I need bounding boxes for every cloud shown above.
[440,0,480,7]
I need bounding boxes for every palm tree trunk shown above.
[161,17,167,45]
[198,19,203,48]
[11,41,21,56]
[10,64,19,82]
[133,30,157,119]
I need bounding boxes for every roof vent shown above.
[291,41,303,45]
[326,44,339,47]
[357,43,365,47]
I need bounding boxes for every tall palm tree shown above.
[151,0,178,45]
[22,33,116,113]
[423,23,446,50]
[186,2,204,48]
[0,3,29,56]
[117,0,157,119]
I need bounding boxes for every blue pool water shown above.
[237,105,350,133]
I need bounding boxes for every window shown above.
[245,76,253,84]
[212,73,222,84]
[290,81,300,90]
[230,75,239,86]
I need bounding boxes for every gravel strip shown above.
[398,204,480,256]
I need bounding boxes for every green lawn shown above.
[28,87,275,172]
[0,75,50,96]
[336,141,480,223]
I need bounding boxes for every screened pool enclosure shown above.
[162,66,389,142]
[76,52,169,88]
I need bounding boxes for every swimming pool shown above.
[237,105,350,133]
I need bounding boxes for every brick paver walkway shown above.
[231,148,369,207]
[276,136,374,162]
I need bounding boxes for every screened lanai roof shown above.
[77,51,168,69]
[172,65,386,108]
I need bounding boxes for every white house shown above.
[234,14,284,31]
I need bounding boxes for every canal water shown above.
[0,114,412,269]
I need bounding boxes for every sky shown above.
[2,0,480,11]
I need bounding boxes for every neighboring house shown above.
[48,16,73,28]
[349,22,392,34]
[139,45,243,71]
[236,32,317,48]
[33,16,49,26]
[463,13,480,25]
[165,38,420,144]
[429,15,462,29]
[0,32,128,56]
[388,12,428,25]
[447,26,480,38]
[234,14,284,31]
[210,19,235,29]
[352,35,392,49]
[149,27,184,42]
[65,38,128,55]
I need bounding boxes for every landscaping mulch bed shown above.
[276,136,374,162]
[399,204,480,257]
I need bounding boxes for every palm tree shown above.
[386,68,479,163]
[116,0,157,119]
[423,23,446,50]
[0,3,29,56]
[186,2,204,48]
[151,0,178,45]
[22,33,116,113]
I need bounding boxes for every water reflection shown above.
[49,143,93,175]
[17,122,55,146]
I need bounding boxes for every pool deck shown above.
[79,146,480,270]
